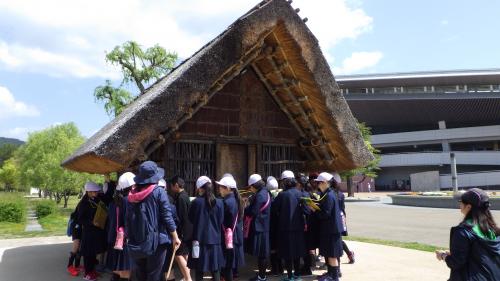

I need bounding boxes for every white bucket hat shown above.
[280,170,295,180]
[216,176,237,189]
[117,172,135,191]
[266,176,279,190]
[196,176,212,189]
[314,172,333,182]
[84,181,101,192]
[248,174,262,186]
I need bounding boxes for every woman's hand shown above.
[435,250,449,261]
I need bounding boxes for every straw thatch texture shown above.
[62,0,373,174]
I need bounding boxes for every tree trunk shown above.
[55,192,62,204]
[347,176,354,197]
[38,189,42,198]
[63,193,69,208]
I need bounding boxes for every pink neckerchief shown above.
[128,185,155,203]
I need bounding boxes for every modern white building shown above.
[337,69,500,190]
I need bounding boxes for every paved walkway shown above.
[24,207,43,232]
[0,236,449,281]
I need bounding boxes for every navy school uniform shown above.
[303,191,320,250]
[78,196,108,257]
[316,188,344,258]
[188,197,225,272]
[174,190,193,256]
[273,188,307,259]
[105,198,130,272]
[244,188,271,258]
[336,190,348,236]
[162,194,181,272]
[222,193,245,269]
[269,193,281,253]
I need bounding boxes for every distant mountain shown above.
[0,137,24,146]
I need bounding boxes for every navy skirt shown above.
[106,245,131,271]
[278,231,305,259]
[188,244,225,272]
[245,232,270,258]
[319,233,343,258]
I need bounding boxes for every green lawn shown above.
[0,193,80,239]
[345,236,445,252]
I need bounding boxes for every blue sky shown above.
[0,0,499,141]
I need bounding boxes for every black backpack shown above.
[127,188,159,259]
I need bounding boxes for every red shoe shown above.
[83,273,97,281]
[67,266,79,276]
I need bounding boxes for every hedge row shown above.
[35,200,57,218]
[0,193,26,223]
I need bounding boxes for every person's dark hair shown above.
[169,175,185,189]
[462,191,500,235]
[283,178,297,190]
[201,182,216,208]
[232,188,245,219]
[252,180,266,191]
[296,173,309,189]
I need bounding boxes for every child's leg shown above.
[175,255,192,281]
[212,270,220,281]
[83,255,96,274]
[292,258,300,276]
[257,257,268,279]
[326,257,340,280]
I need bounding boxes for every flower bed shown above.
[389,192,500,210]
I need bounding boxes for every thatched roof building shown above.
[63,0,373,190]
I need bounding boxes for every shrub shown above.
[0,192,26,223]
[35,200,57,218]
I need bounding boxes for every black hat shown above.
[460,188,490,209]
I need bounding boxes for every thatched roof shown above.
[62,0,373,174]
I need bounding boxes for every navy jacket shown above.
[273,188,306,232]
[336,191,346,215]
[106,197,128,244]
[245,188,271,233]
[445,223,500,281]
[223,193,243,246]
[174,190,193,242]
[317,188,343,235]
[125,186,177,246]
[189,197,224,245]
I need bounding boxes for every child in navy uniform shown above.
[78,181,113,281]
[67,202,83,276]
[188,176,225,281]
[313,172,344,281]
[273,171,308,281]
[436,188,500,280]
[106,172,135,281]
[244,174,271,281]
[268,176,283,277]
[216,175,245,281]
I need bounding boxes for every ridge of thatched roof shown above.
[62,0,373,174]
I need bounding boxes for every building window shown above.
[166,141,216,195]
[261,144,304,178]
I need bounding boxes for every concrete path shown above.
[24,207,43,232]
[346,194,500,247]
[0,236,449,281]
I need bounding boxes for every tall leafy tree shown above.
[341,123,381,197]
[17,123,99,207]
[0,157,20,192]
[94,41,178,117]
[0,143,20,166]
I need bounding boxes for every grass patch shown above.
[0,194,81,239]
[346,236,445,252]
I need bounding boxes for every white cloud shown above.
[0,0,373,79]
[0,86,40,119]
[333,51,383,74]
[2,127,34,141]
[0,41,119,78]
[441,19,449,25]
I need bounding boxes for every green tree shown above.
[94,41,178,117]
[0,143,20,166]
[0,157,20,192]
[341,123,381,197]
[17,123,99,207]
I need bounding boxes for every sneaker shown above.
[348,251,355,264]
[292,275,302,281]
[249,276,267,281]
[67,266,79,276]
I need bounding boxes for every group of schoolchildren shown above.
[67,160,354,281]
